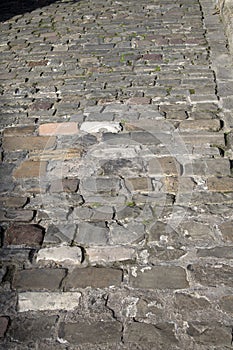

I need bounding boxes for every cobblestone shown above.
[1,0,233,348]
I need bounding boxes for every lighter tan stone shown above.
[3,136,56,151]
[13,161,47,178]
[18,292,81,311]
[207,177,233,192]
[179,119,220,132]
[87,246,136,263]
[39,122,79,135]
[29,148,82,161]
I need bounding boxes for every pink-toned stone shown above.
[39,122,79,135]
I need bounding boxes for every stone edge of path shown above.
[218,0,233,54]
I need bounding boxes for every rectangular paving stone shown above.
[184,159,230,176]
[58,321,122,344]
[125,177,153,192]
[124,322,177,344]
[179,119,221,131]
[86,246,136,264]
[181,132,225,146]
[18,292,81,312]
[65,267,123,289]
[29,148,82,161]
[130,266,189,289]
[187,322,232,345]
[4,224,44,247]
[148,157,180,176]
[75,222,109,246]
[197,246,233,259]
[13,268,66,291]
[0,209,34,222]
[13,160,48,178]
[36,246,82,265]
[3,125,36,136]
[2,136,56,151]
[0,196,28,208]
[39,122,79,135]
[9,315,58,342]
[188,263,233,287]
[207,176,233,192]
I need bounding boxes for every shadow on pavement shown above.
[0,0,78,22]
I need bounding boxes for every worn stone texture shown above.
[4,224,44,247]
[65,267,123,289]
[18,292,81,311]
[130,266,189,290]
[12,268,66,291]
[0,0,233,348]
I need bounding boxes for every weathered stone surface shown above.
[0,316,9,338]
[187,322,232,345]
[36,246,82,264]
[29,148,82,161]
[0,209,34,222]
[219,295,233,314]
[148,246,186,262]
[43,224,76,244]
[188,263,233,287]
[197,246,233,258]
[75,222,109,246]
[130,266,189,289]
[174,293,211,312]
[125,177,153,192]
[185,159,230,176]
[9,315,58,342]
[109,222,145,245]
[50,178,79,193]
[18,292,81,312]
[148,221,178,243]
[13,160,47,178]
[0,196,28,208]
[149,157,180,176]
[80,121,121,133]
[86,246,136,264]
[4,224,44,247]
[124,322,177,344]
[179,119,221,132]
[219,0,233,54]
[3,125,36,136]
[3,136,56,151]
[39,122,79,135]
[218,221,233,242]
[58,321,122,344]
[207,177,233,192]
[65,267,123,289]
[12,268,66,291]
[179,221,214,240]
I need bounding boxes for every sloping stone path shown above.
[0,0,233,349]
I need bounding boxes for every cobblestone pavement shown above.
[0,0,233,348]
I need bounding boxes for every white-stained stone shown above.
[36,246,82,264]
[18,292,81,311]
[80,122,122,133]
